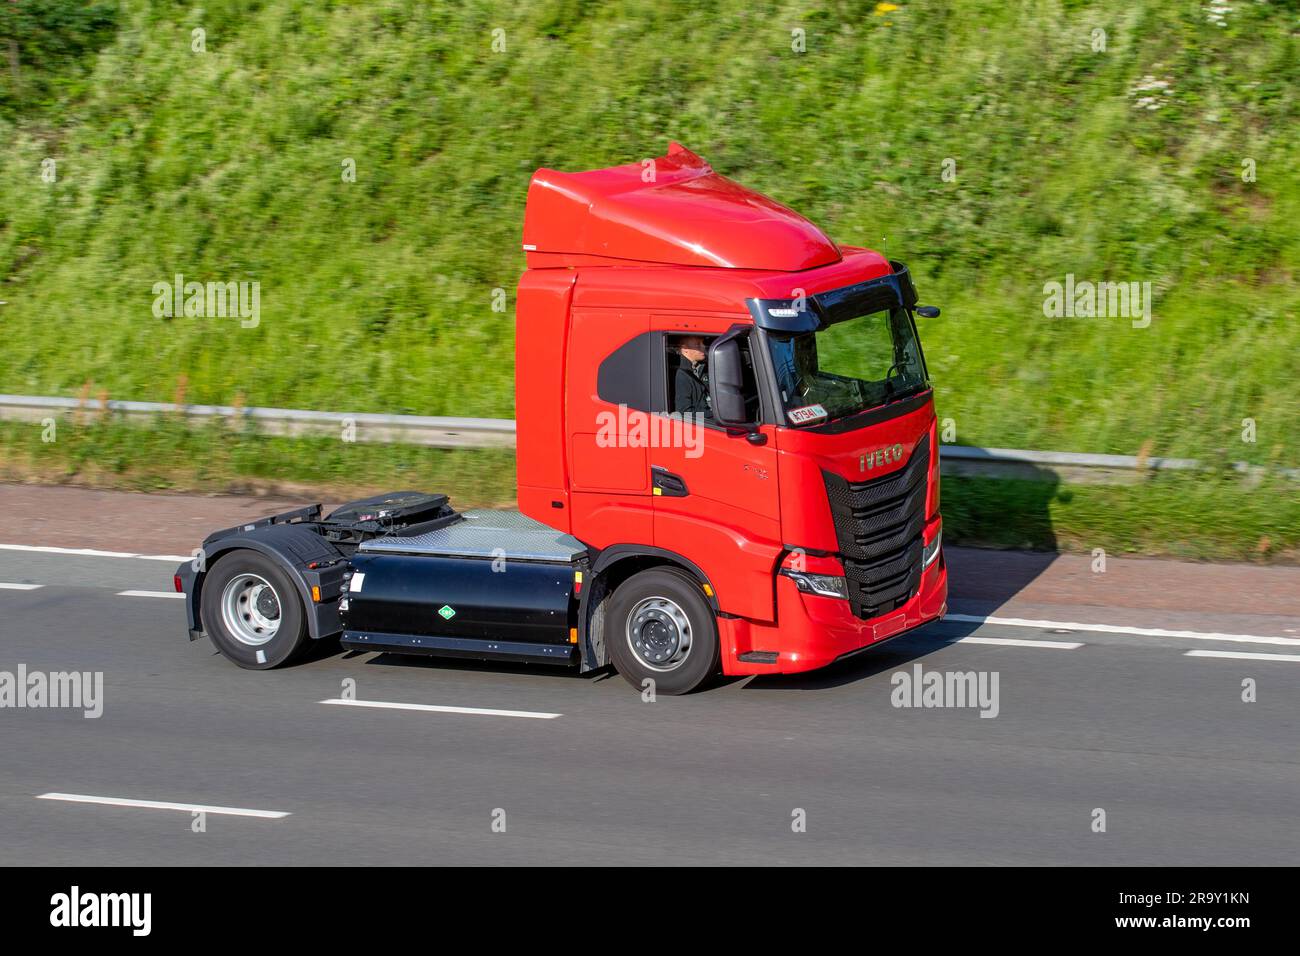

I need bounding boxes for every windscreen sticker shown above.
[787,403,828,424]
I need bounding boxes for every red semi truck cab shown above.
[515,143,947,684]
[176,144,946,696]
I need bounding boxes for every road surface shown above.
[0,484,1296,865]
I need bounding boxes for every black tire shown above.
[607,567,719,695]
[200,550,309,669]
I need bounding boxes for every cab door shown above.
[565,309,655,547]
[649,317,782,622]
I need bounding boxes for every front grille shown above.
[822,435,930,619]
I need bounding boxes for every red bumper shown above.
[719,550,948,676]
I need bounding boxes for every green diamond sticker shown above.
[438,605,456,620]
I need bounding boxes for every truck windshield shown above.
[767,307,927,426]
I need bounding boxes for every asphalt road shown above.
[1,545,1297,866]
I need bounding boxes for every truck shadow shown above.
[741,465,1067,693]
[734,619,987,692]
[334,647,593,682]
[936,465,1063,608]
[308,469,1065,693]
[319,619,997,693]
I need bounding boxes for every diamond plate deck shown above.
[358,509,584,561]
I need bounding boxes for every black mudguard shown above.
[177,516,348,642]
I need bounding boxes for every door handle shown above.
[651,466,689,497]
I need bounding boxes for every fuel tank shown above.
[338,509,585,664]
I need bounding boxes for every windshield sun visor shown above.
[746,262,918,332]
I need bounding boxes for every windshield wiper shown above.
[881,375,928,402]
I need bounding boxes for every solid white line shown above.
[955,636,1083,650]
[117,589,185,599]
[320,698,561,720]
[0,543,189,562]
[1184,649,1300,664]
[946,613,1300,647]
[0,583,42,590]
[37,792,289,819]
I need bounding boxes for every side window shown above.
[596,331,654,412]
[665,334,716,419]
[665,332,761,423]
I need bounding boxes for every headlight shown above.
[922,527,942,569]
[780,569,849,599]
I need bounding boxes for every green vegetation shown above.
[1,1,1296,557]
[0,417,519,505]
[941,472,1298,562]
[4,416,1293,562]
[0,0,118,114]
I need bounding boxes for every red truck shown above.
[175,144,948,694]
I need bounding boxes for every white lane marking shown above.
[955,636,1083,650]
[0,583,43,590]
[1184,649,1300,664]
[0,543,190,562]
[37,792,289,818]
[946,613,1300,647]
[117,590,185,600]
[320,698,561,720]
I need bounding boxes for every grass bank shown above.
[2,0,1296,468]
[2,418,1292,563]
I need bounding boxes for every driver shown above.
[673,335,711,416]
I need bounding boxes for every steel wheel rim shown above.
[220,573,282,646]
[626,595,692,672]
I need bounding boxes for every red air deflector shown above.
[522,143,841,271]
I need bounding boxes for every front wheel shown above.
[607,568,719,695]
[200,550,308,669]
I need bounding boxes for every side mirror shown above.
[914,305,941,318]
[708,337,751,427]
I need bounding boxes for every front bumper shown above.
[719,547,948,676]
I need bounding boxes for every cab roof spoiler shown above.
[522,143,842,272]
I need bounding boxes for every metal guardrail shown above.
[0,394,515,449]
[938,444,1199,471]
[0,393,1288,480]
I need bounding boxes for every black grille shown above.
[822,435,930,619]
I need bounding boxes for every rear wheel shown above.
[607,568,719,695]
[200,551,308,669]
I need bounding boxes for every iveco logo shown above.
[860,444,905,472]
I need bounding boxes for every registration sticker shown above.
[787,403,828,425]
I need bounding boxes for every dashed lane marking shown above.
[321,698,562,720]
[38,792,290,819]
[955,636,1083,650]
[945,614,1299,647]
[0,543,189,562]
[1184,649,1300,664]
